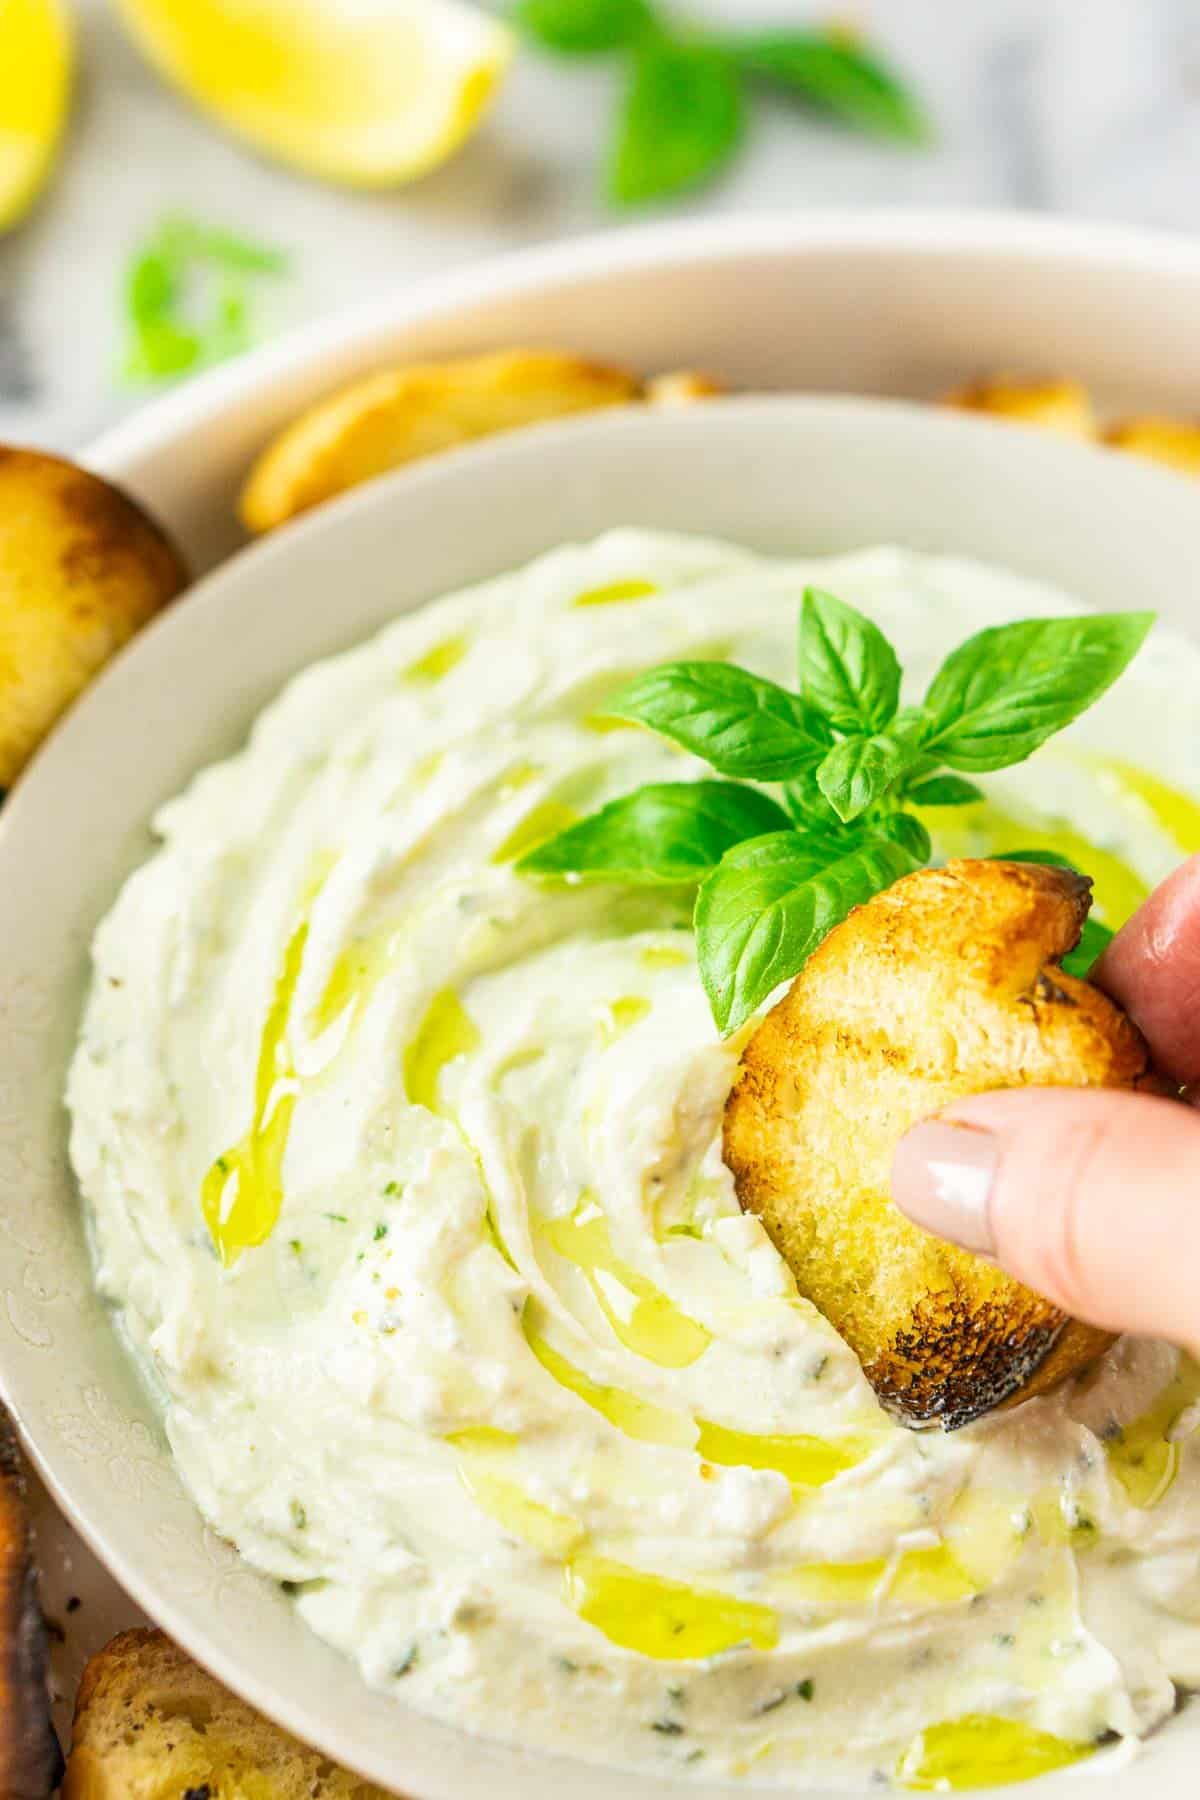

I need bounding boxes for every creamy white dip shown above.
[68,533,1200,1789]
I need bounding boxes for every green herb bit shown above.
[610,41,744,207]
[514,0,655,54]
[121,214,289,387]
[728,28,929,142]
[651,1718,685,1736]
[796,1677,814,1701]
[290,1500,308,1530]
[374,1222,389,1241]
[325,1212,349,1224]
[393,1643,419,1678]
[513,3,929,207]
[518,586,1152,1033]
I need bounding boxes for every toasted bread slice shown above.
[63,1628,392,1798]
[942,376,1096,439]
[723,860,1157,1429]
[644,368,727,406]
[1103,416,1200,476]
[0,1412,62,1798]
[239,347,642,534]
[0,447,188,787]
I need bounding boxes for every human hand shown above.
[891,854,1200,1358]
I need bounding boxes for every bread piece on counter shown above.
[0,1413,63,1798]
[0,447,188,788]
[63,1628,394,1798]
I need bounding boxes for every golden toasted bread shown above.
[239,347,642,534]
[942,376,1096,439]
[723,860,1157,1429]
[0,1413,63,1798]
[0,447,188,788]
[1103,416,1200,476]
[63,1628,391,1799]
[645,368,727,406]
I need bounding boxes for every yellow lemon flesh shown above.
[0,0,72,231]
[112,0,513,188]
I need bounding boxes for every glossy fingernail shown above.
[890,1120,999,1254]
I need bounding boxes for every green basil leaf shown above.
[799,587,902,733]
[779,753,841,826]
[154,215,290,274]
[695,831,918,1034]
[1061,915,1114,980]
[514,0,656,54]
[876,810,932,863]
[729,29,929,142]
[923,613,1154,773]
[905,773,984,807]
[816,727,919,822]
[996,848,1080,872]
[516,781,791,884]
[609,661,822,779]
[126,251,178,327]
[608,41,745,206]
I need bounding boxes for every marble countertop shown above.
[3,0,1200,452]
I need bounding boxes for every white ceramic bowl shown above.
[4,392,1200,1799]
[86,210,1200,574]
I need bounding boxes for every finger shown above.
[891,1086,1200,1353]
[1095,853,1200,1086]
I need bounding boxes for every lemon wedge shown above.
[0,0,72,231]
[112,0,513,188]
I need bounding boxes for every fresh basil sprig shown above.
[518,589,1152,1034]
[513,1,928,207]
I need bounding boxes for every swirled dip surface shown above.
[69,533,1200,1788]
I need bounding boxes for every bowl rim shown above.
[10,394,1200,1798]
[85,206,1200,481]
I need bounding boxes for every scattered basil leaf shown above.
[153,215,290,275]
[923,613,1154,772]
[513,0,656,54]
[729,29,929,142]
[696,832,919,1034]
[816,727,918,822]
[608,41,744,205]
[517,781,791,883]
[121,214,288,387]
[610,662,822,779]
[799,587,902,733]
[905,773,984,807]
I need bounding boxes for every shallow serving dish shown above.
[2,392,1200,1797]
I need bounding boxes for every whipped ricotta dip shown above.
[69,532,1200,1790]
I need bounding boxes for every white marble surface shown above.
[3,0,1200,452]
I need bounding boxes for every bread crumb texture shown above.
[63,1629,395,1799]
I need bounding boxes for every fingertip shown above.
[1096,853,1200,1086]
